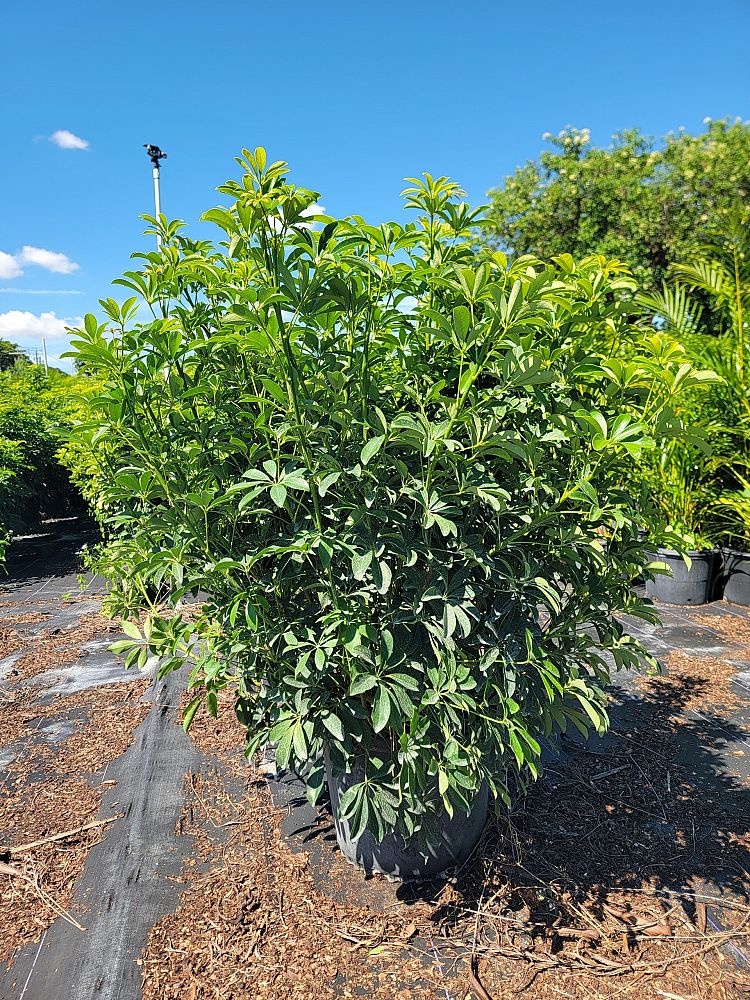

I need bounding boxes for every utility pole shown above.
[144,144,167,249]
[41,337,49,374]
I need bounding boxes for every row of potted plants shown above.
[639,212,750,607]
[646,545,750,606]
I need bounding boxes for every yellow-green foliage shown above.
[0,362,91,560]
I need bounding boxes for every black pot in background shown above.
[719,548,750,607]
[645,548,717,606]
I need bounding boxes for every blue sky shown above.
[2,0,749,370]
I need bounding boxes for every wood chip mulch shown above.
[0,612,48,665]
[0,629,150,967]
[640,650,742,714]
[140,668,750,1000]
[694,611,750,653]
[6,611,123,683]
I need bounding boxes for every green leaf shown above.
[374,560,392,594]
[372,687,391,733]
[452,305,470,340]
[283,474,309,491]
[275,727,294,770]
[319,537,334,568]
[351,549,373,580]
[318,471,341,497]
[322,712,345,741]
[388,672,420,692]
[350,674,377,696]
[182,694,202,732]
[292,722,307,760]
[360,435,385,466]
[438,768,450,796]
[121,619,142,640]
[109,639,136,655]
[269,483,287,507]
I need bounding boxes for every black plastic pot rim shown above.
[651,547,717,558]
[720,546,750,559]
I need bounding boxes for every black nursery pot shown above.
[645,548,717,606]
[719,548,750,607]
[324,748,488,881]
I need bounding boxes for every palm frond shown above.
[671,260,731,301]
[637,282,705,339]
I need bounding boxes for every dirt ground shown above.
[2,523,750,999]
[0,601,151,966]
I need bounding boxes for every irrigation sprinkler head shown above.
[144,144,167,168]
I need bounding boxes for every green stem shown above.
[734,243,745,389]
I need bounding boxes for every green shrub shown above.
[70,150,717,842]
[0,364,89,559]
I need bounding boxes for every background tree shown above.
[0,339,27,371]
[485,119,750,304]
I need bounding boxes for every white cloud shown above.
[49,129,89,150]
[0,246,80,280]
[0,252,23,280]
[0,310,83,373]
[0,310,82,341]
[0,287,83,295]
[18,245,79,274]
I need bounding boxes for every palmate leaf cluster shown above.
[69,149,716,842]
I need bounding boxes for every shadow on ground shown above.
[415,674,750,947]
[0,518,101,603]
[273,667,750,974]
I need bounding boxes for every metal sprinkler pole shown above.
[144,144,167,249]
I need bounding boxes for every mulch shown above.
[6,611,123,682]
[139,657,750,1000]
[0,623,150,967]
[638,649,743,714]
[3,590,750,998]
[141,703,441,1000]
[694,611,750,650]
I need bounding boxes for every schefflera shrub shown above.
[70,149,716,843]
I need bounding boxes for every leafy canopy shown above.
[70,149,716,843]
[0,339,26,372]
[0,364,87,560]
[485,119,750,305]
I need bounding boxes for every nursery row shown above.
[0,361,88,561]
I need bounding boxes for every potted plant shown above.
[712,481,750,606]
[640,439,720,604]
[645,531,718,606]
[646,448,717,605]
[68,150,718,879]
